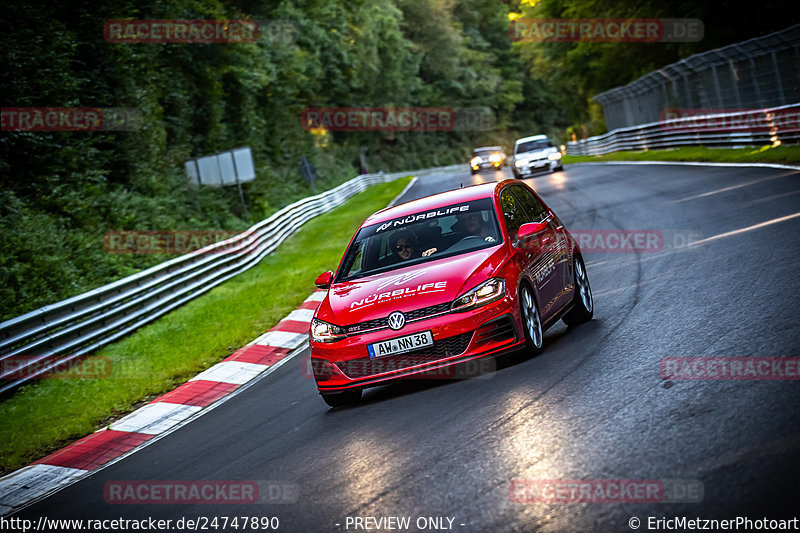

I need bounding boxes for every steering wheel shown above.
[458,235,484,242]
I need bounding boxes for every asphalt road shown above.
[16,163,800,532]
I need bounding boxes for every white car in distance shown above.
[511,135,563,178]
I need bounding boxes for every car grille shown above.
[335,332,473,379]
[344,301,452,335]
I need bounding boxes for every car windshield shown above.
[336,198,502,282]
[515,139,550,153]
[473,148,500,157]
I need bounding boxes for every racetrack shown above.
[15,163,800,531]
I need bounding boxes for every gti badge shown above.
[387,311,406,331]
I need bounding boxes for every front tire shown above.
[563,254,593,326]
[520,285,544,355]
[321,388,362,407]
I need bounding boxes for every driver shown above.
[456,211,495,241]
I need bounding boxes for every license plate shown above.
[367,331,434,358]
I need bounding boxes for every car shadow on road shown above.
[325,318,603,410]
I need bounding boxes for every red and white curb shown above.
[0,290,326,516]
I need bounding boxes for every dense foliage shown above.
[514,0,799,137]
[2,0,793,320]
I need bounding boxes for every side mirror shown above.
[315,270,333,289]
[517,222,551,253]
[518,221,549,241]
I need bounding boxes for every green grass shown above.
[562,144,800,165]
[0,178,411,475]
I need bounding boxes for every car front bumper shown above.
[516,159,555,175]
[311,298,523,392]
[472,161,503,171]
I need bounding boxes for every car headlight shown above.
[451,278,506,312]
[311,318,346,343]
[548,151,562,160]
[470,156,482,167]
[514,159,529,168]
[489,153,502,163]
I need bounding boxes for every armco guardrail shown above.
[0,165,463,395]
[567,103,800,156]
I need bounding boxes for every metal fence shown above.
[0,165,461,395]
[567,103,800,156]
[594,24,800,131]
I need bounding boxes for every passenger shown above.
[389,229,420,262]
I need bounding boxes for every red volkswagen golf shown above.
[310,180,593,406]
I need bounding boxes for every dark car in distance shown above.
[470,146,506,174]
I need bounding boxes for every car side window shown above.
[510,186,549,223]
[500,188,527,243]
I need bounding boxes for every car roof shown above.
[363,181,503,227]
[514,135,548,144]
[473,146,502,152]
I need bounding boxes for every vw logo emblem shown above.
[387,311,406,331]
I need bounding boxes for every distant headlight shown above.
[451,278,506,312]
[514,159,529,168]
[489,153,502,163]
[548,151,562,160]
[470,156,482,166]
[311,318,346,343]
